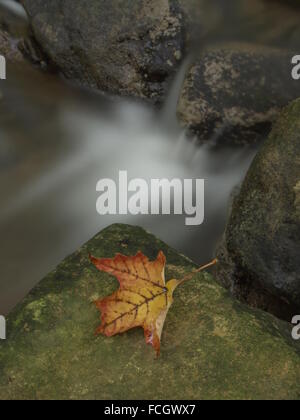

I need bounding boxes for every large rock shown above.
[0,224,300,400]
[177,44,300,145]
[218,99,300,319]
[20,0,185,103]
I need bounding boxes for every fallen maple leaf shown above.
[90,251,217,356]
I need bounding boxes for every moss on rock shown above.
[222,99,300,317]
[0,224,299,400]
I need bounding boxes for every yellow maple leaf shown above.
[90,251,216,356]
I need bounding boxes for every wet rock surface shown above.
[21,0,185,103]
[0,28,24,62]
[0,224,300,400]
[177,44,300,145]
[218,99,300,319]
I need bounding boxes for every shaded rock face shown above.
[0,29,24,62]
[21,0,185,103]
[177,45,300,145]
[219,99,300,319]
[179,0,300,51]
[0,224,300,400]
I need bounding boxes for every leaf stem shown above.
[179,258,218,285]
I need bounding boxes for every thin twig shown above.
[179,258,218,285]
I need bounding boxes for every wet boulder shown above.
[21,0,185,103]
[177,44,300,145]
[0,224,300,400]
[219,99,300,319]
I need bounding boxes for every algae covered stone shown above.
[0,224,300,400]
[222,99,300,318]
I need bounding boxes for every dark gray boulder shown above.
[218,99,300,319]
[21,0,185,103]
[177,44,300,145]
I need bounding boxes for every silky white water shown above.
[0,60,257,314]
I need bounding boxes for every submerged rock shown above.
[21,0,185,103]
[218,99,300,319]
[177,44,300,145]
[0,224,300,400]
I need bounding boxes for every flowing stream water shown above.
[0,62,257,315]
[0,1,259,315]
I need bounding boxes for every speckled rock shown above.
[0,224,300,400]
[218,99,300,319]
[0,29,24,62]
[177,44,300,145]
[20,0,185,103]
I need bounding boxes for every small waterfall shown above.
[161,56,192,129]
[0,0,28,19]
[0,59,257,314]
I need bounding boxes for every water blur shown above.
[6,0,300,313]
[0,59,256,314]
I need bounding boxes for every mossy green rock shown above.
[224,99,300,316]
[0,224,300,400]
